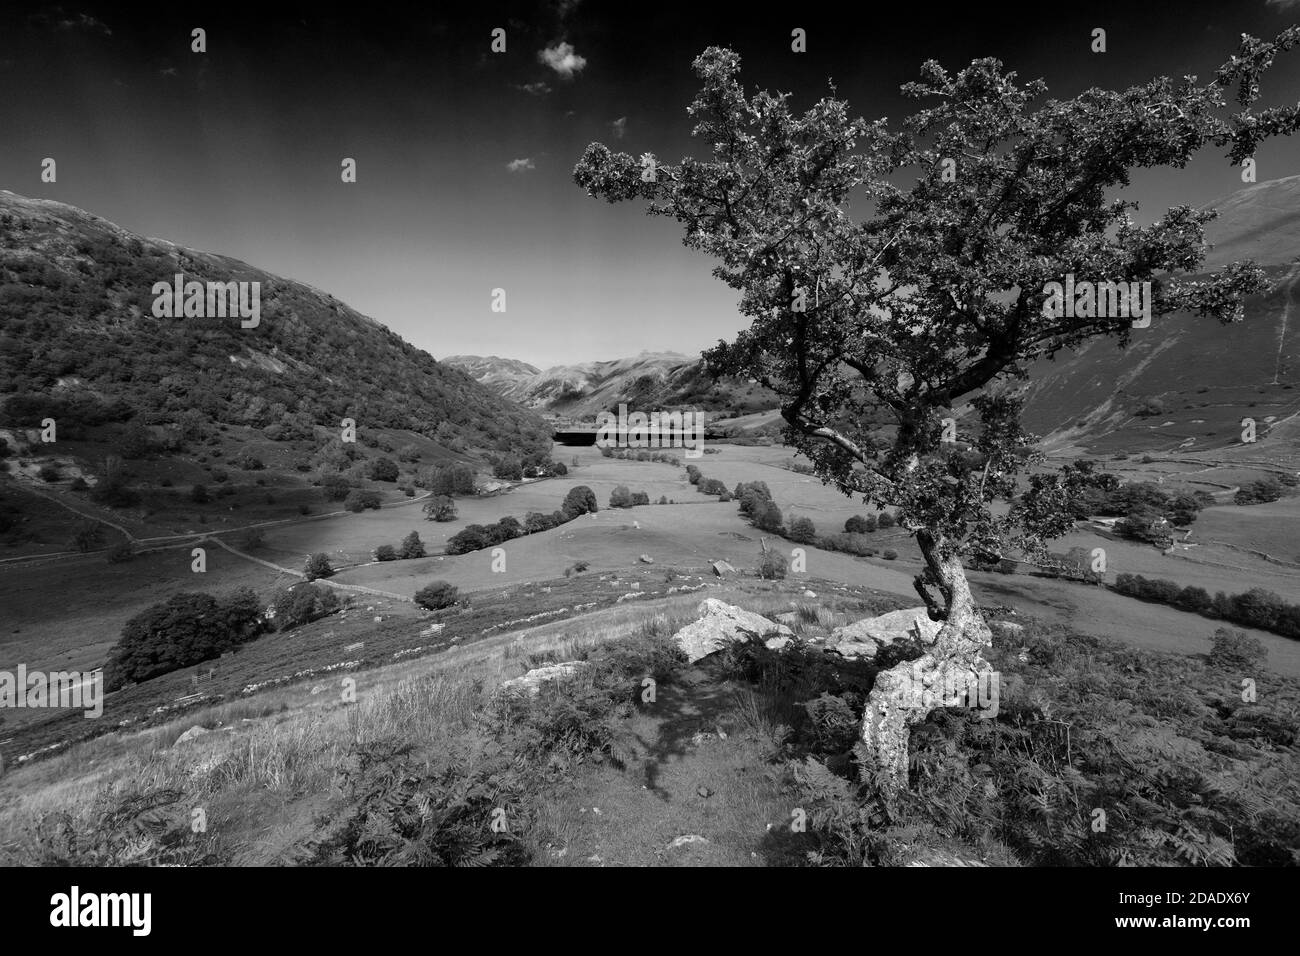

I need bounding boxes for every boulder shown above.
[498,661,589,698]
[174,725,210,746]
[672,598,793,663]
[990,620,1024,638]
[639,554,654,564]
[831,606,942,648]
[711,560,736,577]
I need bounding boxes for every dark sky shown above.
[3,0,1300,368]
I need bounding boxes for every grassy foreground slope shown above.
[1,575,1294,867]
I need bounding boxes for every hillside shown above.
[446,350,780,421]
[0,192,551,457]
[1020,178,1300,456]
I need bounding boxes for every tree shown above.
[524,511,554,534]
[304,553,334,580]
[415,580,459,610]
[446,524,490,554]
[274,583,341,629]
[375,544,398,561]
[495,516,523,541]
[788,515,817,544]
[573,35,1300,785]
[398,530,427,559]
[609,485,634,508]
[424,495,458,521]
[492,456,523,481]
[845,514,875,534]
[751,498,784,534]
[562,485,598,519]
[105,589,265,688]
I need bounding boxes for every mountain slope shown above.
[0,192,551,456]
[440,355,540,401]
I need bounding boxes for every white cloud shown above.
[506,158,536,173]
[611,116,627,139]
[538,42,587,77]
[517,80,552,96]
[1266,0,1300,9]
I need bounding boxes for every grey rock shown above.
[498,661,589,698]
[672,598,793,663]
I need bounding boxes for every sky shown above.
[3,0,1300,369]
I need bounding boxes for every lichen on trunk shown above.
[858,531,992,787]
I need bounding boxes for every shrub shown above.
[344,489,383,512]
[757,550,787,580]
[304,553,335,580]
[375,544,398,561]
[367,457,400,482]
[70,520,105,552]
[69,476,88,492]
[882,549,898,560]
[415,580,459,610]
[399,530,427,559]
[876,512,896,529]
[632,491,650,506]
[38,463,60,482]
[322,474,352,501]
[1235,478,1284,506]
[1208,628,1268,670]
[609,485,633,509]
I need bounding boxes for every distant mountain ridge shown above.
[0,191,551,457]
[444,350,778,419]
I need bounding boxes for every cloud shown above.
[160,67,178,77]
[611,117,627,139]
[516,80,552,96]
[1267,0,1300,8]
[506,158,536,173]
[538,42,587,77]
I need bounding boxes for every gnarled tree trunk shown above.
[859,530,992,788]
